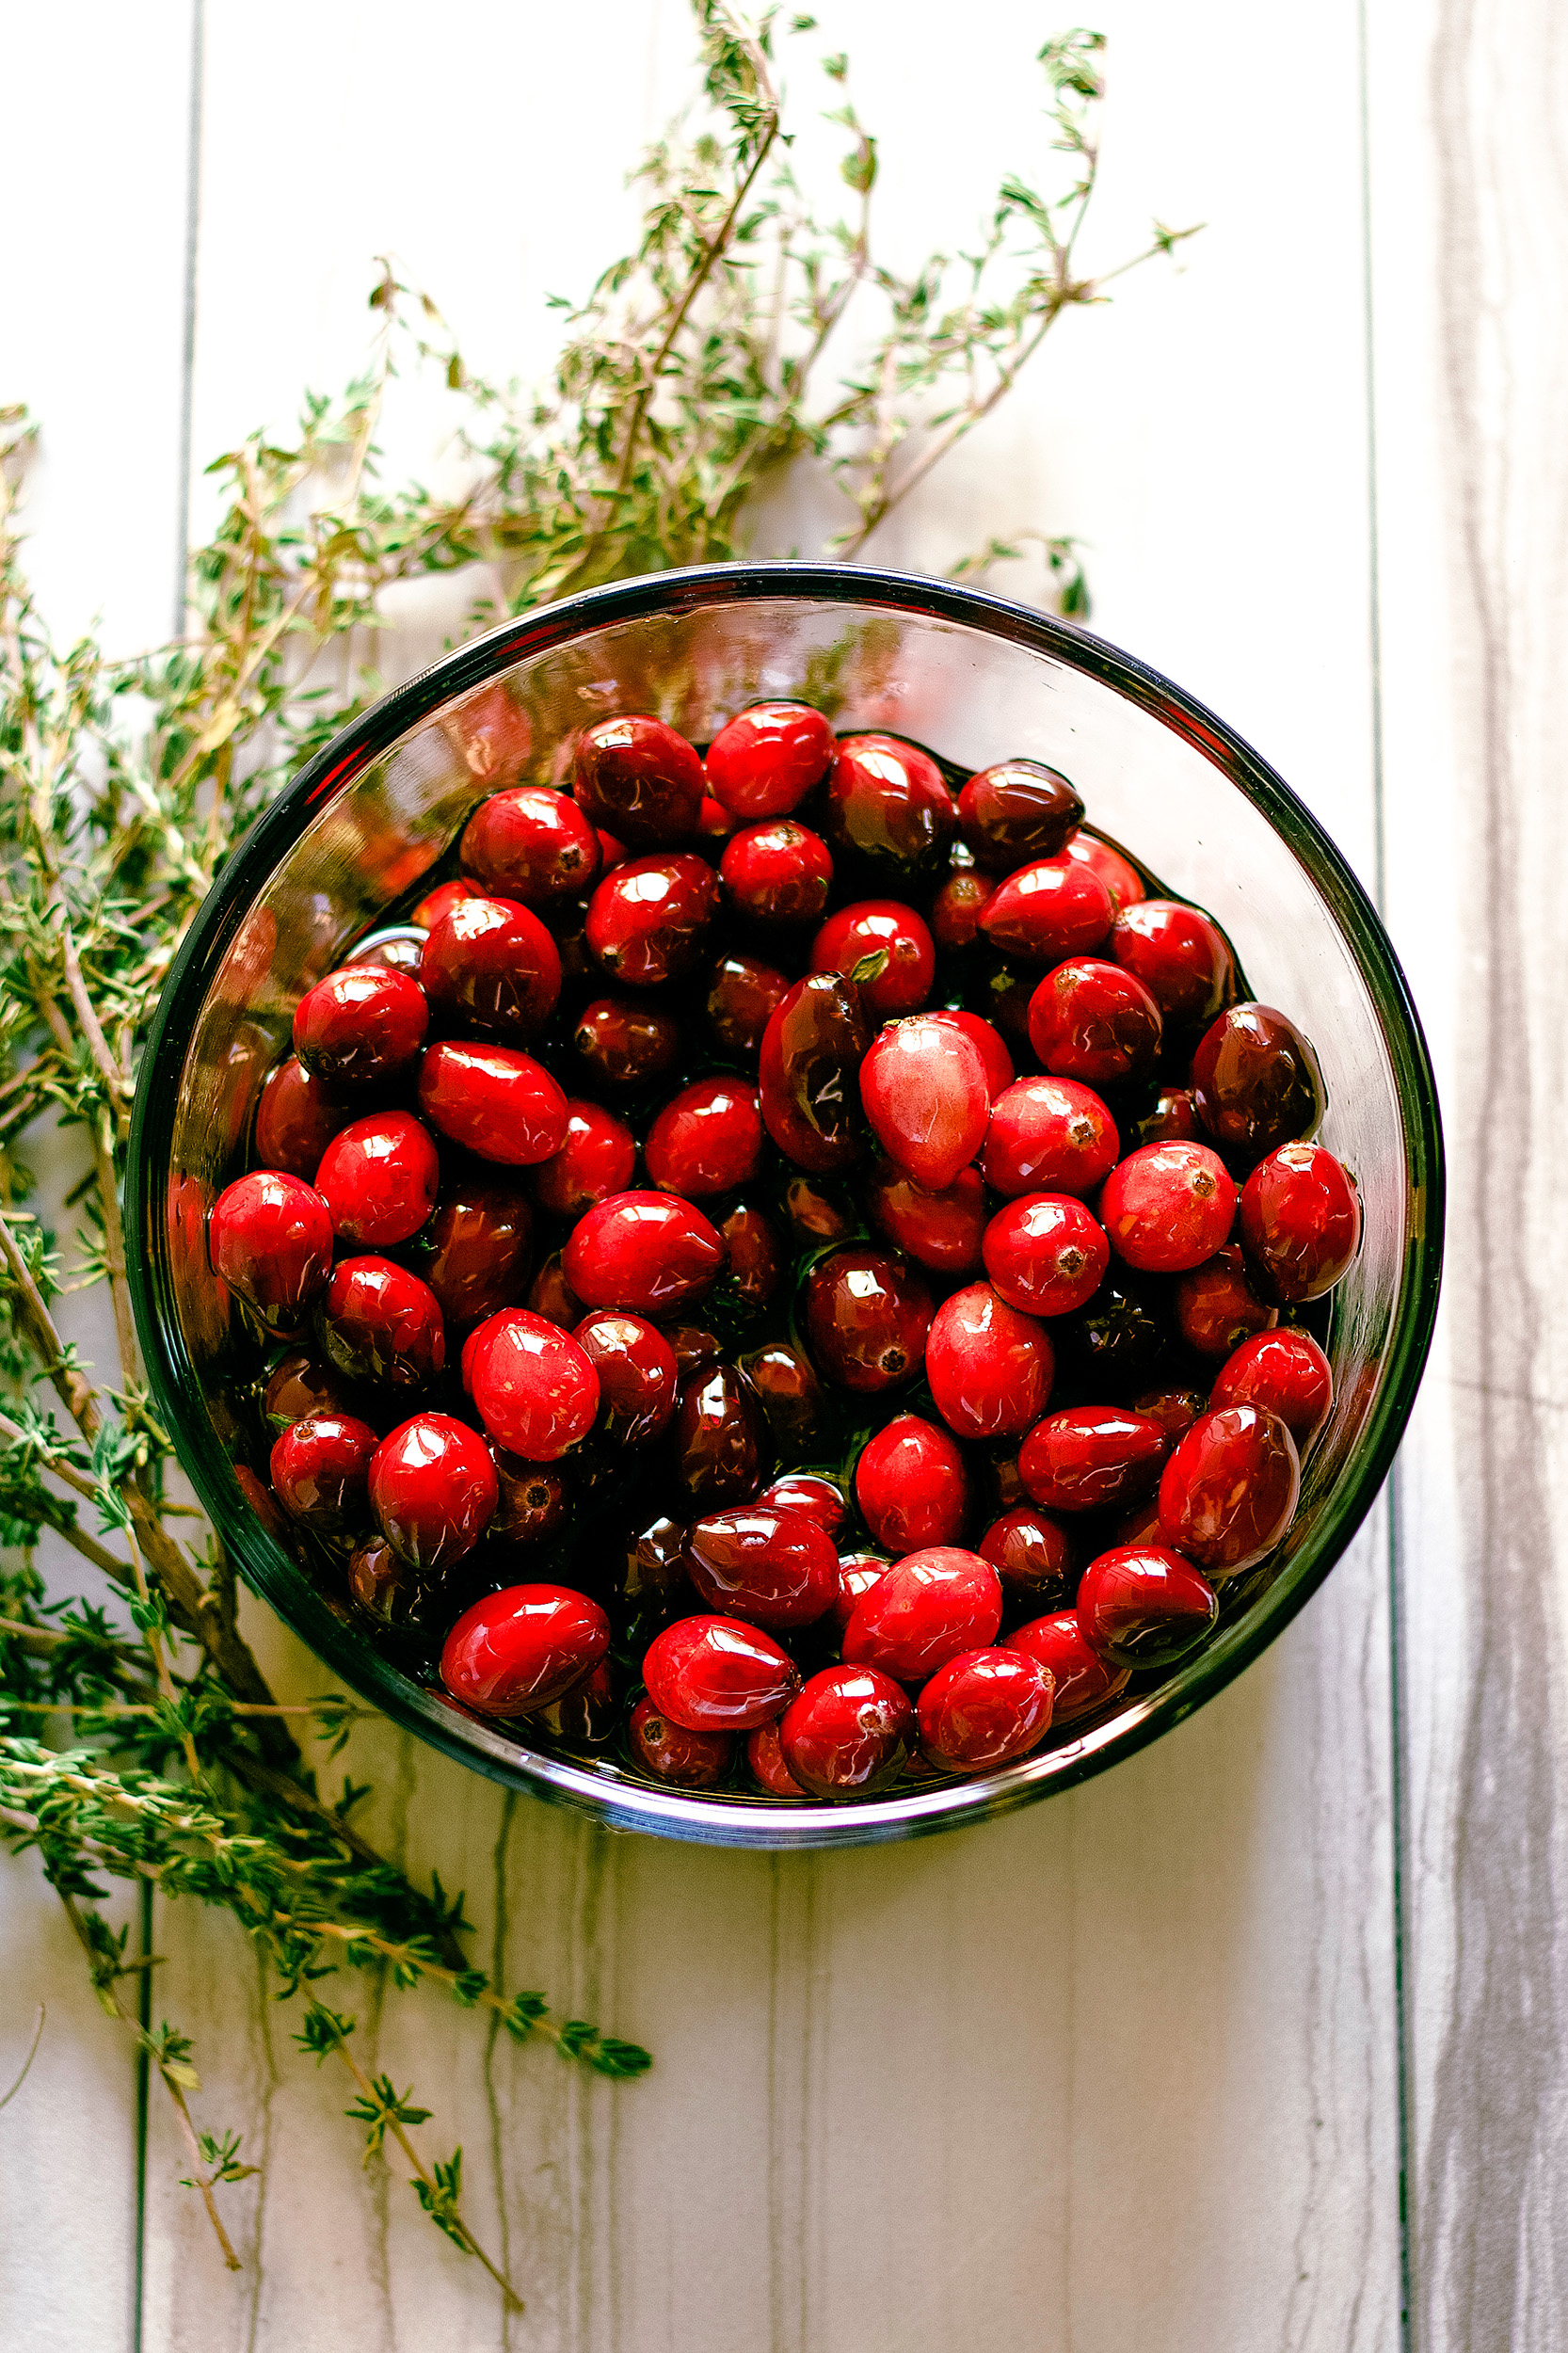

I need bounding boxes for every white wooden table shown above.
[2,2,1560,2345]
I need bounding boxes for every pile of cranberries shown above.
[208,695,1361,1803]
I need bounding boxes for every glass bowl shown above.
[125,562,1444,1849]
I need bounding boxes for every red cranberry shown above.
[318,1258,445,1391]
[468,1309,599,1461]
[489,1451,569,1550]
[720,820,833,926]
[758,971,872,1175]
[441,1583,610,1716]
[754,1473,848,1539]
[572,1312,679,1446]
[1238,1142,1361,1302]
[418,1040,568,1166]
[585,854,720,986]
[832,1553,891,1634]
[958,760,1083,872]
[742,1341,826,1454]
[420,894,562,1040]
[293,965,428,1089]
[572,997,680,1091]
[982,1193,1109,1317]
[1128,1386,1210,1442]
[1211,1329,1333,1447]
[1099,1141,1237,1274]
[978,856,1113,965]
[810,901,936,1018]
[534,1656,617,1747]
[263,1352,350,1432]
[255,1055,352,1177]
[978,1507,1074,1617]
[1005,1610,1129,1721]
[645,1078,764,1197]
[823,734,956,874]
[1018,1406,1169,1513]
[747,1719,809,1797]
[1174,1243,1277,1359]
[1158,1403,1301,1575]
[597,829,627,872]
[698,792,736,840]
[314,1111,440,1250]
[930,868,996,951]
[927,1010,1014,1100]
[704,701,836,818]
[855,1415,970,1553]
[269,1412,378,1535]
[643,1614,801,1731]
[1078,1545,1219,1667]
[1065,833,1144,911]
[460,785,601,904]
[412,877,484,932]
[706,953,790,1058]
[1191,1003,1323,1164]
[408,1180,531,1326]
[683,1506,838,1628]
[1111,900,1234,1026]
[778,1665,915,1795]
[865,1160,986,1274]
[1028,958,1162,1087]
[859,1014,989,1191]
[718,1201,785,1311]
[673,1362,772,1510]
[571,713,705,848]
[801,1246,933,1393]
[347,1535,424,1625]
[983,1076,1119,1199]
[564,1192,725,1315]
[629,1695,733,1787]
[526,1251,585,1329]
[370,1413,499,1571]
[1130,1087,1202,1147]
[532,1100,637,1220]
[843,1546,1001,1682]
[782,1175,857,1243]
[925,1283,1055,1441]
[210,1172,333,1335]
[919,1647,1055,1770]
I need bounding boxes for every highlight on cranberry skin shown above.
[1005,1609,1130,1721]
[1027,957,1162,1088]
[858,1015,990,1192]
[865,1160,987,1274]
[459,783,602,904]
[704,700,837,820]
[1110,899,1235,1026]
[1018,1405,1170,1513]
[823,733,957,875]
[255,1054,352,1177]
[957,759,1084,872]
[314,1110,440,1250]
[1191,1001,1323,1165]
[564,1191,726,1316]
[292,964,428,1089]
[1174,1242,1278,1360]
[801,1245,934,1393]
[269,1413,379,1536]
[978,855,1114,965]
[572,1313,679,1448]
[982,1193,1109,1317]
[570,712,706,849]
[1238,1141,1362,1301]
[418,1039,568,1167]
[1098,1140,1237,1274]
[778,1664,916,1797]
[682,1506,840,1629]
[925,1282,1055,1441]
[855,1413,970,1554]
[369,1413,500,1573]
[440,1583,611,1718]
[720,819,834,926]
[644,1078,765,1198]
[1077,1545,1219,1669]
[209,1170,334,1334]
[585,853,721,986]
[532,1099,637,1219]
[629,1695,734,1788]
[977,1506,1075,1619]
[841,1545,1003,1683]
[642,1614,802,1733]
[468,1308,600,1462]
[1211,1329,1334,1449]
[810,900,936,1017]
[918,1647,1056,1771]
[1158,1402,1302,1576]
[982,1075,1119,1199]
[318,1257,446,1391]
[419,893,563,1040]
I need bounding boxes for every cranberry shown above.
[1098,1141,1237,1274]
[778,1665,915,1795]
[1065,833,1144,911]
[210,1171,333,1335]
[1078,1545,1218,1667]
[683,1506,838,1628]
[717,1200,785,1311]
[930,868,996,951]
[720,820,833,925]
[293,964,428,1089]
[534,1657,617,1748]
[978,856,1113,968]
[918,1647,1055,1770]
[669,1327,726,1382]
[585,854,720,986]
[412,877,484,932]
[350,926,427,973]
[801,1246,933,1392]
[1028,959,1162,1088]
[629,1695,733,1787]
[526,1251,586,1329]
[928,1009,1014,1100]
[643,1614,801,1731]
[1158,1403,1301,1575]
[925,1283,1054,1441]
[644,1078,764,1197]
[468,1308,599,1461]
[958,760,1083,872]
[489,1451,569,1549]
[572,1312,679,1447]
[1018,1406,1169,1513]
[263,1351,350,1432]
[418,1040,568,1166]
[706,953,791,1058]
[319,1258,445,1391]
[832,1552,891,1634]
[1191,1003,1323,1164]
[758,971,872,1174]
[572,1006,678,1100]
[978,1508,1074,1617]
[856,1414,970,1553]
[255,1055,352,1177]
[1211,1328,1333,1447]
[370,1413,499,1572]
[1129,1086,1202,1147]
[843,1546,1001,1681]
[571,713,705,848]
[347,1535,425,1625]
[611,1514,689,1635]
[564,1192,724,1316]
[269,1412,378,1535]
[529,1101,635,1221]
[1238,1142,1361,1301]
[420,894,562,1040]
[781,1175,857,1244]
[823,734,956,874]
[1128,1386,1210,1442]
[865,1160,986,1273]
[742,1341,826,1454]
[314,1110,440,1250]
[698,793,735,840]
[1057,1272,1167,1396]
[747,1719,809,1797]
[1174,1243,1277,1359]
[460,784,601,904]
[811,901,936,1017]
[704,701,836,818]
[755,1473,848,1539]
[408,1180,530,1327]
[983,1076,1119,1199]
[597,829,627,872]
[1005,1610,1129,1721]
[673,1362,772,1510]
[441,1583,611,1716]
[982,1193,1109,1317]
[1110,900,1234,1026]
[859,1014,989,1191]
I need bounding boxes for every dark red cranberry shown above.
[572,1312,679,1447]
[684,1506,838,1628]
[573,1000,680,1096]
[754,1473,847,1538]
[441,1583,611,1715]
[526,1251,585,1329]
[1191,1003,1323,1165]
[823,734,956,875]
[629,1695,733,1787]
[983,1077,1119,1199]
[468,1309,599,1460]
[571,713,705,848]
[981,1448,1031,1514]
[1057,1272,1167,1396]
[720,820,833,926]
[1005,1610,1129,1721]
[801,1246,933,1393]
[293,964,428,1089]
[843,1546,1002,1682]
[564,1193,725,1316]
[1018,1406,1169,1513]
[269,1412,378,1535]
[1028,958,1162,1088]
[673,1362,772,1510]
[370,1413,499,1571]
[347,1535,425,1625]
[318,1257,446,1391]
[978,856,1113,965]
[982,1193,1109,1317]
[255,1055,352,1177]
[408,1180,531,1327]
[919,1647,1055,1770]
[263,1351,350,1433]
[856,1414,970,1553]
[930,868,996,951]
[859,1014,989,1191]
[778,1665,914,1795]
[1111,900,1234,1025]
[1174,1243,1277,1359]
[1099,1140,1237,1273]
[978,1508,1074,1618]
[210,1172,333,1335]
[656,1322,722,1379]
[705,701,836,819]
[488,1450,569,1549]
[865,1160,986,1274]
[585,854,720,986]
[533,1657,617,1747]
[1078,1545,1218,1667]
[1129,1087,1202,1148]
[412,877,484,932]
[531,1100,637,1220]
[705,953,791,1059]
[236,1464,295,1548]
[1128,1386,1210,1442]
[610,1514,689,1633]
[1158,1403,1301,1574]
[314,1111,440,1250]
[925,1283,1054,1441]
[717,1201,785,1311]
[741,1341,826,1454]
[418,1040,568,1166]
[643,1614,801,1731]
[1065,833,1144,911]
[810,901,936,1018]
[460,784,601,904]
[420,894,562,1040]
[1238,1142,1361,1301]
[442,680,533,787]
[644,1078,764,1197]
[1211,1329,1333,1448]
[747,1719,809,1797]
[832,1553,891,1634]
[958,760,1083,872]
[781,1175,857,1243]
[758,971,872,1175]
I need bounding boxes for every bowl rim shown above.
[126,558,1446,1849]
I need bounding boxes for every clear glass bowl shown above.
[125,563,1444,1849]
